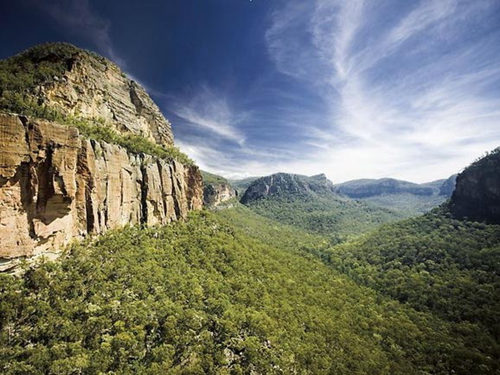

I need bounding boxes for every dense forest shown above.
[327,207,500,340]
[2,211,499,374]
[244,194,403,238]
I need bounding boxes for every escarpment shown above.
[450,149,500,223]
[0,114,202,269]
[0,42,173,146]
[0,43,203,270]
[240,173,335,204]
[201,171,237,208]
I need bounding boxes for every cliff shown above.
[201,171,236,208]
[240,173,335,204]
[0,43,173,146]
[0,43,203,270]
[0,114,202,270]
[450,149,500,223]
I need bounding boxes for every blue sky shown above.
[1,0,500,182]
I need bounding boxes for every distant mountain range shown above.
[332,176,456,198]
[331,175,457,215]
[3,42,500,375]
[204,171,457,218]
[234,172,403,237]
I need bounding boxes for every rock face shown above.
[450,150,500,223]
[0,113,202,270]
[201,171,237,208]
[2,43,174,146]
[0,44,203,270]
[240,173,335,204]
[204,184,237,208]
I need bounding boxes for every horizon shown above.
[214,170,456,186]
[2,0,500,183]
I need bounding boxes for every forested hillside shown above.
[1,41,499,375]
[245,194,404,237]
[327,207,500,339]
[332,177,456,216]
[240,173,404,237]
[1,211,499,374]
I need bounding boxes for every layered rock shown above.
[201,171,237,208]
[2,43,173,146]
[204,183,237,208]
[0,113,202,270]
[450,149,500,223]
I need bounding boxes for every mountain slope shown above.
[240,173,336,203]
[439,174,458,196]
[328,207,500,339]
[334,178,436,198]
[240,173,403,237]
[324,150,500,346]
[450,148,500,223]
[0,42,173,146]
[0,43,202,268]
[1,211,497,374]
[333,177,456,216]
[228,176,260,196]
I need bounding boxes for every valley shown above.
[0,43,499,375]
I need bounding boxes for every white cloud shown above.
[262,0,500,183]
[169,86,247,145]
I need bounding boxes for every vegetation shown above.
[359,193,447,217]
[332,178,452,217]
[227,177,260,195]
[1,43,499,374]
[326,206,500,340]
[215,203,334,254]
[73,116,194,166]
[245,194,403,238]
[201,171,230,186]
[0,43,79,97]
[1,211,499,374]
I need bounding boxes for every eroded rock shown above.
[0,113,202,268]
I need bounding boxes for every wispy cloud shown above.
[169,85,247,145]
[263,0,500,182]
[33,0,123,65]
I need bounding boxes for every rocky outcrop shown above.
[450,150,500,223]
[204,183,237,208]
[0,113,202,270]
[201,171,237,208]
[2,43,173,146]
[240,173,335,204]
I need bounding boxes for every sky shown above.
[1,0,500,183]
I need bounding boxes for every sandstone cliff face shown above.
[0,113,202,270]
[450,150,500,223]
[3,43,173,147]
[204,183,237,208]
